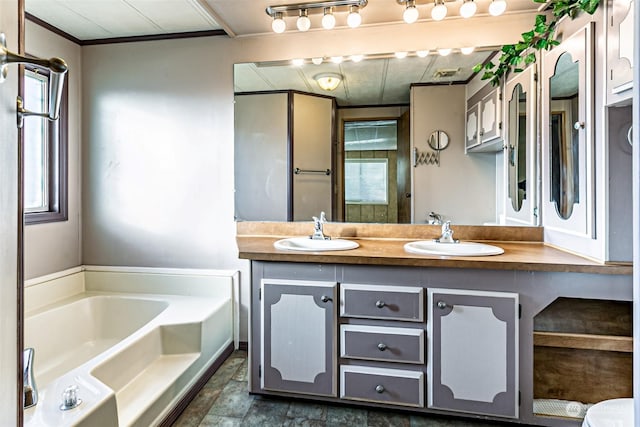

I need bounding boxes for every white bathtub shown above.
[23,266,237,427]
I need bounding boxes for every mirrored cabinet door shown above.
[503,65,537,226]
[541,23,595,238]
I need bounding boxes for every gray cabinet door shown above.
[261,279,337,396]
[428,288,519,418]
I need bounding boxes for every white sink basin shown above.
[274,237,359,252]
[404,241,504,257]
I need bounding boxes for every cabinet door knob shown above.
[437,300,452,310]
[375,300,385,308]
[320,295,332,303]
[377,343,387,351]
[375,385,385,393]
[573,121,585,130]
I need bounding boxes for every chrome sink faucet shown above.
[435,221,459,243]
[24,348,38,408]
[310,212,330,240]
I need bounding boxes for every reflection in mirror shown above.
[549,51,580,219]
[427,130,450,151]
[507,83,527,212]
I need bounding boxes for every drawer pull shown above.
[437,300,452,310]
[320,295,332,303]
[375,300,386,308]
[375,385,385,393]
[377,343,387,351]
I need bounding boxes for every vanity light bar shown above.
[266,0,368,18]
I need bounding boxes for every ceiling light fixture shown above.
[416,49,430,58]
[297,9,311,31]
[266,1,368,33]
[459,0,477,18]
[322,7,336,29]
[437,47,452,56]
[292,58,305,66]
[403,0,419,23]
[395,51,409,59]
[460,46,475,55]
[488,0,507,16]
[271,12,286,33]
[350,54,364,62]
[347,5,362,27]
[314,72,343,91]
[431,0,447,21]
[312,57,324,65]
[331,55,344,64]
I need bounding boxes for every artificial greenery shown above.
[473,0,601,86]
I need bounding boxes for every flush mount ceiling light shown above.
[459,0,476,18]
[314,72,343,91]
[431,0,448,20]
[266,0,368,33]
[488,0,507,16]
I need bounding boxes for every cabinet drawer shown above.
[340,365,424,407]
[341,325,424,364]
[340,284,424,322]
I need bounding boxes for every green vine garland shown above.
[473,0,601,86]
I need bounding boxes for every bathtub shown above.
[23,266,237,427]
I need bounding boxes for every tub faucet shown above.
[310,212,330,240]
[435,221,459,244]
[23,348,38,409]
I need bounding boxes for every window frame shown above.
[344,158,389,205]
[22,62,68,225]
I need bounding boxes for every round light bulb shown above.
[350,54,364,63]
[460,46,475,55]
[459,0,477,18]
[431,2,447,21]
[489,0,507,16]
[347,7,362,28]
[416,50,430,58]
[395,51,409,59]
[437,48,452,56]
[312,57,324,65]
[322,8,336,29]
[331,56,344,64]
[292,58,305,67]
[271,15,286,33]
[403,5,419,24]
[297,15,311,31]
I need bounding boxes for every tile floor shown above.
[172,350,525,427]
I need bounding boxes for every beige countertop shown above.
[236,222,632,275]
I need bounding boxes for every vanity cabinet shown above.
[606,0,634,105]
[466,84,502,153]
[428,288,519,418]
[260,278,337,396]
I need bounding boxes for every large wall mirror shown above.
[234,49,515,225]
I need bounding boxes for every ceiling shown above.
[25,0,541,40]
[234,50,497,106]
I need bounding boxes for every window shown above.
[345,159,389,204]
[344,120,398,151]
[23,65,68,224]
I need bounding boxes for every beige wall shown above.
[411,85,496,224]
[0,0,20,421]
[24,21,83,279]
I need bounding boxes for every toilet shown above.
[582,398,634,427]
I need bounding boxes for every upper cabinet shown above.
[541,23,595,239]
[503,65,538,226]
[606,0,634,105]
[466,84,502,153]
